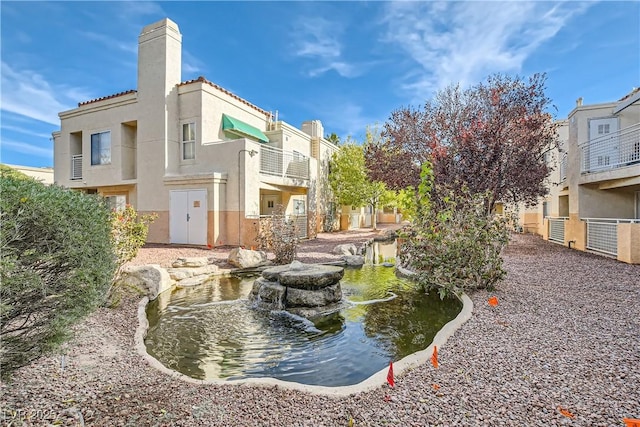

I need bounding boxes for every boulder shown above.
[167,264,220,281]
[171,257,210,268]
[332,243,358,256]
[117,264,172,300]
[285,283,342,307]
[342,255,365,267]
[269,264,344,290]
[228,247,269,268]
[373,229,398,242]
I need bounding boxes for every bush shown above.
[254,204,299,264]
[0,170,116,375]
[399,188,510,299]
[107,205,156,305]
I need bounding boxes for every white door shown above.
[170,189,207,245]
[262,195,280,215]
[588,117,618,170]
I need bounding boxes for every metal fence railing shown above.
[547,217,568,244]
[560,152,568,182]
[71,154,83,180]
[257,214,308,240]
[259,145,310,180]
[583,218,640,257]
[580,123,640,173]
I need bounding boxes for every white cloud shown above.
[80,31,138,54]
[182,50,205,76]
[382,1,591,101]
[1,139,52,158]
[1,62,90,125]
[1,124,52,139]
[291,17,365,78]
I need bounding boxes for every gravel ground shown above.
[1,231,639,426]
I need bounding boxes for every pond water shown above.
[145,244,461,387]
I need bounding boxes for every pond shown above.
[144,244,461,387]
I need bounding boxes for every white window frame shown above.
[90,130,111,165]
[182,122,196,161]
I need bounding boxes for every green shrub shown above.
[0,171,116,375]
[107,205,156,305]
[399,187,510,299]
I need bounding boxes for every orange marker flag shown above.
[431,346,439,369]
[488,296,498,306]
[558,407,575,419]
[624,419,640,427]
[386,361,394,388]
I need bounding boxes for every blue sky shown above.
[1,1,638,168]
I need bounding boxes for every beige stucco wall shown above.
[53,17,337,247]
[617,223,640,264]
[55,95,139,188]
[6,164,54,185]
[565,214,586,251]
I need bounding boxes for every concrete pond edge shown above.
[134,265,474,397]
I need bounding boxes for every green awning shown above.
[222,114,269,143]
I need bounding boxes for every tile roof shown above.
[78,90,137,107]
[618,87,640,102]
[178,76,270,117]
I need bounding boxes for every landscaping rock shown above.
[171,257,210,268]
[166,264,220,281]
[332,243,358,256]
[342,255,365,267]
[117,264,172,300]
[228,247,269,268]
[373,228,398,241]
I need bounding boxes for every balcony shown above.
[581,123,640,174]
[71,154,83,180]
[559,152,567,182]
[259,145,309,181]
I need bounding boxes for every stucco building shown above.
[520,89,640,264]
[53,18,338,247]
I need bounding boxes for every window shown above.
[597,124,610,135]
[182,123,195,160]
[91,131,111,165]
[106,195,127,211]
[294,200,306,215]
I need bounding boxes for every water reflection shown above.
[364,239,398,265]
[145,266,461,387]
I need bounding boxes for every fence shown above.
[583,218,640,257]
[547,217,568,244]
[259,145,310,180]
[580,123,640,173]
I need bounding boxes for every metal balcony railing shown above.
[71,154,83,180]
[559,152,567,182]
[583,218,640,257]
[547,217,568,244]
[581,123,640,173]
[259,145,309,180]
